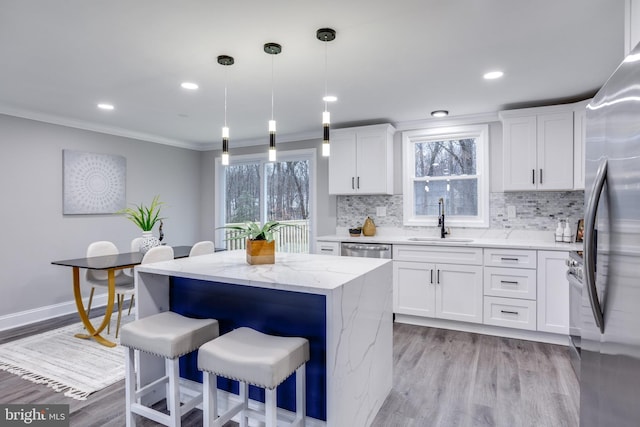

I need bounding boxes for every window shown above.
[216,149,314,253]
[402,124,489,228]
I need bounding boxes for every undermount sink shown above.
[407,237,474,243]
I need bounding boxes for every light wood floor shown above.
[0,314,579,426]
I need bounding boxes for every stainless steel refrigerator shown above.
[582,44,640,426]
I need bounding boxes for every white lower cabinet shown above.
[393,245,483,324]
[315,240,340,256]
[484,296,537,331]
[537,250,570,334]
[392,244,570,339]
[483,248,538,331]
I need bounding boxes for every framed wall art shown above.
[63,150,126,214]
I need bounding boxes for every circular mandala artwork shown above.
[63,150,126,214]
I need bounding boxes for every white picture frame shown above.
[63,150,126,214]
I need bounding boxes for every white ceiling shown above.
[0,0,625,151]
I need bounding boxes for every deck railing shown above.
[223,220,310,253]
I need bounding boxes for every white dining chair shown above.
[85,241,135,337]
[142,245,174,264]
[189,241,215,257]
[113,245,174,339]
[121,237,145,318]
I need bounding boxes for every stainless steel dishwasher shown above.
[340,242,392,259]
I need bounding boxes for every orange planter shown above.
[246,239,275,265]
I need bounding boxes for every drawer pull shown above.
[500,280,519,285]
[320,248,333,252]
[500,310,519,315]
[500,257,519,262]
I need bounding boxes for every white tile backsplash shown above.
[337,191,584,232]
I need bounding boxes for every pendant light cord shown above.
[224,66,228,127]
[271,54,275,121]
[324,42,328,112]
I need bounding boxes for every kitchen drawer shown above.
[315,241,340,256]
[483,296,537,331]
[484,249,537,269]
[484,267,537,300]
[393,245,483,265]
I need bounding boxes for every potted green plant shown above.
[218,220,298,265]
[118,195,165,253]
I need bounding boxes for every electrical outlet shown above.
[507,205,516,219]
[376,206,387,217]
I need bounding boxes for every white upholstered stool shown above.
[120,311,219,427]
[198,327,310,427]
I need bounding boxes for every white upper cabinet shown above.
[328,124,395,195]
[501,106,574,191]
[573,101,589,190]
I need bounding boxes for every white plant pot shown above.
[140,231,160,254]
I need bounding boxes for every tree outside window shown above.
[222,154,311,252]
[403,125,489,228]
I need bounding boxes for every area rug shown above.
[0,317,130,400]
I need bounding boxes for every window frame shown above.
[214,148,317,249]
[402,124,490,228]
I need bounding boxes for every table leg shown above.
[72,266,117,348]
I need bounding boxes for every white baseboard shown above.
[394,314,570,346]
[0,294,110,332]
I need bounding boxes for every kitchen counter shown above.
[318,228,582,252]
[135,250,393,427]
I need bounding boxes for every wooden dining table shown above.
[51,245,192,347]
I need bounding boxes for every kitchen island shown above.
[135,250,393,427]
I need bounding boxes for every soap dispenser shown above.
[563,219,572,243]
[555,220,564,242]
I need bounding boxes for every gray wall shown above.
[0,114,202,325]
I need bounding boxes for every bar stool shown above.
[198,327,310,427]
[120,311,219,427]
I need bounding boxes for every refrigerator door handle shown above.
[584,159,607,333]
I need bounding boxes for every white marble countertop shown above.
[318,227,582,252]
[136,249,391,294]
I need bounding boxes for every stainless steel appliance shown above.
[581,45,640,426]
[566,250,583,379]
[341,242,392,259]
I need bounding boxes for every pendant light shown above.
[317,28,336,157]
[218,55,234,166]
[264,42,281,162]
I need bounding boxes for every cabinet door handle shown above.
[532,169,535,184]
[500,310,519,315]
[430,269,433,284]
[540,168,543,184]
[500,280,519,285]
[500,257,519,262]
[357,176,360,189]
[351,177,355,189]
[437,270,440,284]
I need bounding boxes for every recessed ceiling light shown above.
[323,95,338,102]
[97,103,114,110]
[483,71,504,80]
[181,82,199,90]
[431,110,449,118]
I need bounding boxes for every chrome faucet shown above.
[438,198,448,238]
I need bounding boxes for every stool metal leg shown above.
[125,347,137,427]
[265,387,277,427]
